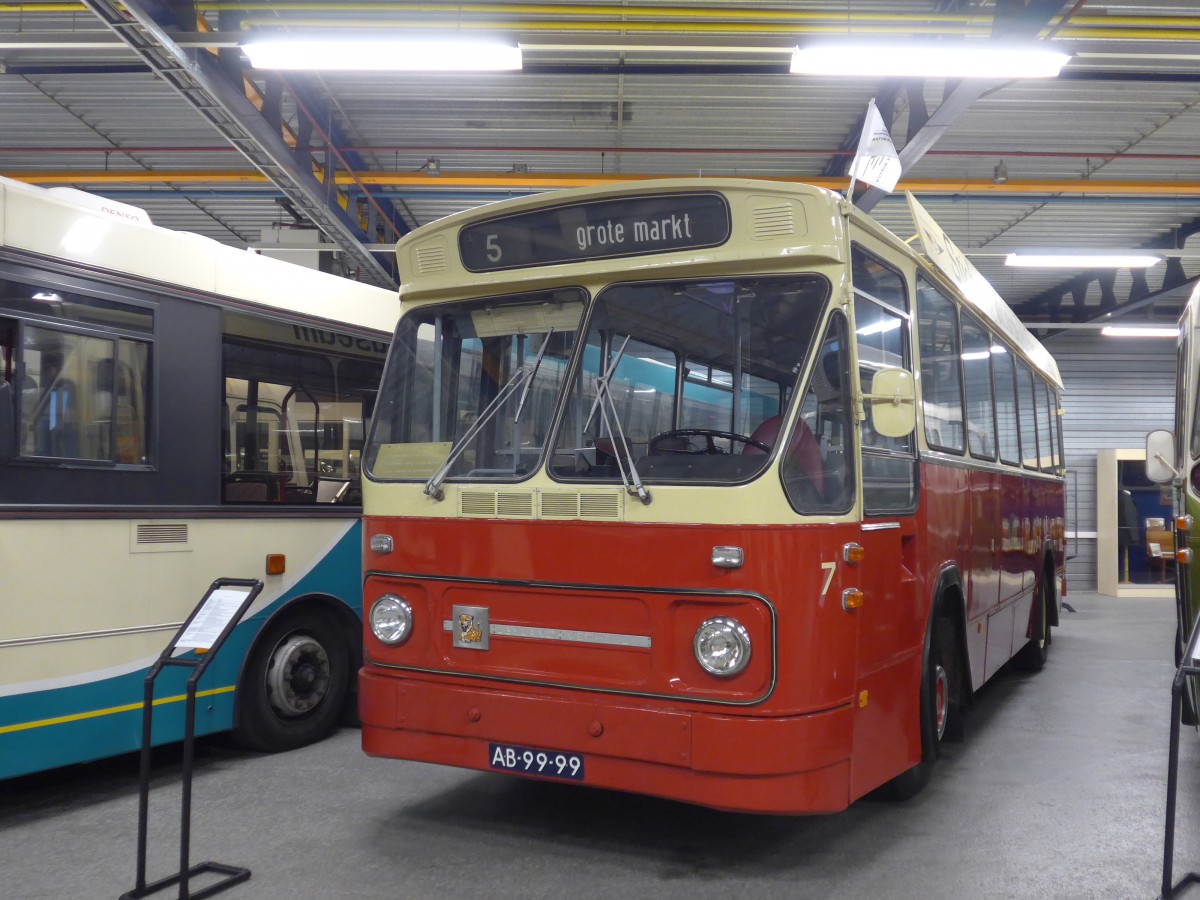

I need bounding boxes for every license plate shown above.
[488,742,585,781]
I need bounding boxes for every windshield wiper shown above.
[424,363,531,501]
[587,337,652,505]
[424,331,554,501]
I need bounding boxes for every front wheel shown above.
[232,606,350,752]
[879,614,959,801]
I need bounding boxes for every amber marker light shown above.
[1177,516,1193,533]
[843,542,865,564]
[842,588,864,610]
[265,554,286,576]
[1178,549,1193,565]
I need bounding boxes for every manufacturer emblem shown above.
[452,605,490,650]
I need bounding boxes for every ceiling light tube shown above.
[791,43,1069,79]
[1100,325,1179,338]
[1006,252,1162,268]
[243,38,522,71]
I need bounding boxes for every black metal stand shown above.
[120,578,263,900]
[1160,611,1200,900]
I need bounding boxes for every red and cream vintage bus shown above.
[357,179,1066,814]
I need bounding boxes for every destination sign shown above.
[458,192,731,272]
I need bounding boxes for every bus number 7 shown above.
[820,561,837,596]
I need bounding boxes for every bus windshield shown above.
[551,275,830,484]
[367,288,586,483]
[367,276,830,488]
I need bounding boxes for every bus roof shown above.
[395,177,1061,390]
[0,175,399,336]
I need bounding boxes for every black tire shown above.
[1014,570,1052,673]
[879,613,958,801]
[232,606,350,752]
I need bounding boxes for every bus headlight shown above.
[370,594,413,646]
[693,617,751,677]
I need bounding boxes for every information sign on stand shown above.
[120,578,263,900]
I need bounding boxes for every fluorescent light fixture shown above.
[243,37,522,71]
[791,43,1069,78]
[1006,252,1162,268]
[1100,325,1179,338]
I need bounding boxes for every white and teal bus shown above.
[0,177,398,778]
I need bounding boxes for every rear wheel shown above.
[232,606,350,752]
[1014,570,1052,672]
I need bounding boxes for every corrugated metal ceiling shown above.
[1,0,1198,325]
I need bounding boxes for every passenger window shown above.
[960,313,996,460]
[916,276,964,454]
[782,314,854,515]
[1017,361,1039,469]
[18,325,150,464]
[223,315,385,504]
[1035,380,1054,472]
[993,346,1020,466]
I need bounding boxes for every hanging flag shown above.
[847,98,902,195]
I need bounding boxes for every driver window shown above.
[782,313,854,514]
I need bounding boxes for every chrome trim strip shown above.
[442,619,651,648]
[366,571,778,706]
[861,521,901,531]
[0,621,182,649]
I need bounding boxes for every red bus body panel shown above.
[360,462,1064,814]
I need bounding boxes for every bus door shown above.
[848,247,921,793]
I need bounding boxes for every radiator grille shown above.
[460,491,535,518]
[136,523,188,544]
[541,491,623,520]
[130,522,191,553]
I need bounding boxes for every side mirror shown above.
[865,367,917,439]
[0,381,13,462]
[1146,429,1178,484]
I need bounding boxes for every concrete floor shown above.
[3,591,1199,900]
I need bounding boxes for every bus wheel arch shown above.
[231,595,359,753]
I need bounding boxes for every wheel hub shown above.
[264,634,331,718]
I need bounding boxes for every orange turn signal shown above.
[1177,548,1193,565]
[843,542,865,564]
[265,554,286,576]
[1177,515,1193,533]
[842,588,864,610]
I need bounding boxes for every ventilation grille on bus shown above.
[751,204,796,239]
[541,491,623,520]
[413,241,448,274]
[130,522,192,553]
[460,491,535,518]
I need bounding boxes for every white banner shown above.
[848,99,902,193]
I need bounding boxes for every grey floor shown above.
[3,592,1199,900]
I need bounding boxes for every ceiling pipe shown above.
[9,169,1200,197]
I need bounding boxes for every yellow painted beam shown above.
[6,170,1199,197]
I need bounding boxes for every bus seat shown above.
[223,471,275,503]
[742,415,825,496]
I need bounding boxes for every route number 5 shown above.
[486,233,502,262]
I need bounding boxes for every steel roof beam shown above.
[77,0,397,288]
[854,0,1071,214]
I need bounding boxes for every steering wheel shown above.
[648,428,771,456]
